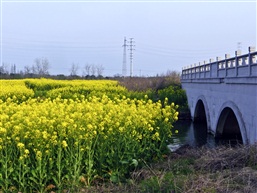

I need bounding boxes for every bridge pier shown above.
[181,47,257,144]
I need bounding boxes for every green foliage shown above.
[158,85,188,110]
[139,172,186,193]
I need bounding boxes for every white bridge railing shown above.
[181,46,257,79]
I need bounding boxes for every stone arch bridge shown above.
[181,47,257,144]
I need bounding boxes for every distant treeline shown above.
[0,70,181,82]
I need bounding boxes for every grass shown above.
[118,71,181,92]
[77,144,257,193]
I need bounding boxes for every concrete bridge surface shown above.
[181,47,257,144]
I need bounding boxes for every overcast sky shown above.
[1,0,256,77]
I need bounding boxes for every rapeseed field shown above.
[0,79,178,192]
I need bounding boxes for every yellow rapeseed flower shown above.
[24,149,30,154]
[36,151,42,161]
[62,140,68,148]
[17,142,25,149]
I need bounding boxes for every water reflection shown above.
[169,121,216,151]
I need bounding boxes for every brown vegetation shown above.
[80,145,257,193]
[119,71,181,91]
[182,145,257,193]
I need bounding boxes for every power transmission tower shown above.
[237,42,242,51]
[122,37,127,77]
[128,38,135,77]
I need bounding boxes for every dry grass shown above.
[119,71,181,91]
[175,145,257,193]
[76,145,257,193]
[195,145,257,172]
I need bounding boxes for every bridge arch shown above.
[193,95,211,132]
[215,101,248,144]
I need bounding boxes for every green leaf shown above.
[120,160,129,164]
[110,174,119,183]
[29,177,38,184]
[131,159,138,167]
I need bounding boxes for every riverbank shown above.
[81,144,257,193]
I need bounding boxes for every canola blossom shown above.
[0,80,34,101]
[0,79,178,192]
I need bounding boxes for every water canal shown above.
[169,120,242,151]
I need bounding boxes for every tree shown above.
[0,63,9,75]
[0,65,4,75]
[34,57,50,75]
[96,64,104,77]
[83,64,91,76]
[10,64,16,74]
[32,65,37,74]
[91,65,96,76]
[70,63,79,76]
[41,58,50,75]
[24,65,31,74]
